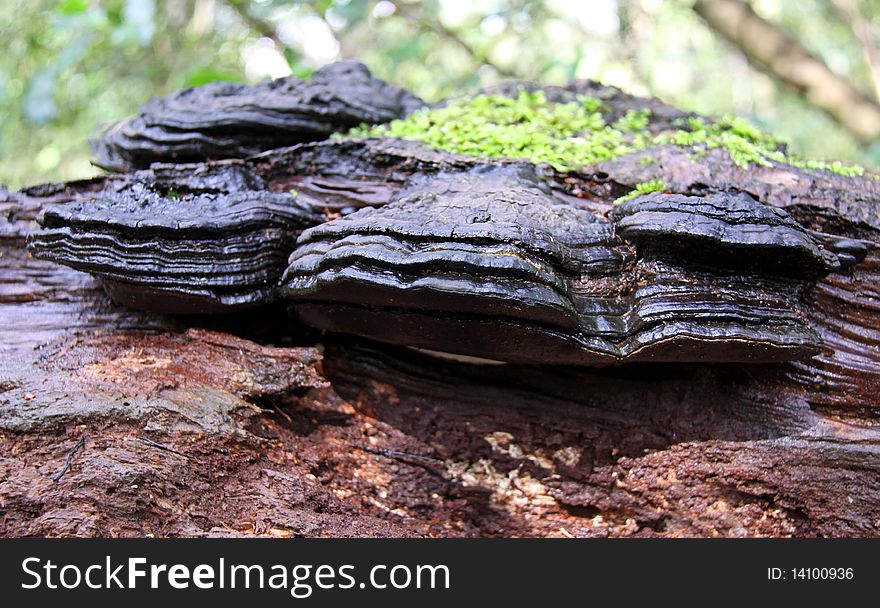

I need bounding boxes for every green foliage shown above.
[348,91,866,177]
[614,179,667,205]
[184,69,243,89]
[58,0,90,16]
[0,0,249,188]
[793,159,866,177]
[612,109,651,132]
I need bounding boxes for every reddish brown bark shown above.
[2,137,879,537]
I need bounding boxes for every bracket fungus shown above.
[29,177,324,313]
[26,76,865,366]
[90,61,424,172]
[281,166,836,365]
[11,65,880,540]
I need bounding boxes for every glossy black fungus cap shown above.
[29,179,325,314]
[90,61,425,171]
[282,168,837,365]
[611,191,840,278]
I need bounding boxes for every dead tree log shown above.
[2,101,880,537]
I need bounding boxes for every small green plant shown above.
[344,91,866,177]
[614,179,668,205]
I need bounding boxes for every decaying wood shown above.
[2,100,880,537]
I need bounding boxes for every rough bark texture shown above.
[2,125,880,536]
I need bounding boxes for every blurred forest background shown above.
[4,0,880,188]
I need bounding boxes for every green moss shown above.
[612,108,651,132]
[656,116,866,176]
[346,90,641,172]
[614,179,668,205]
[344,90,866,178]
[795,159,865,177]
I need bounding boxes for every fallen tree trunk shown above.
[2,121,880,537]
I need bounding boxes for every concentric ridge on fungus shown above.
[91,60,424,171]
[29,177,324,313]
[27,74,859,366]
[610,191,841,279]
[281,164,839,365]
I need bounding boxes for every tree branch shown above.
[694,0,880,143]
[222,0,285,49]
[829,0,880,104]
[391,4,519,79]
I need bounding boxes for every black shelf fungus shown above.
[29,159,841,365]
[90,61,424,171]
[29,181,324,314]
[28,73,849,366]
[610,191,841,278]
[282,166,837,365]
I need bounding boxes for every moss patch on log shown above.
[345,89,865,177]
[614,179,668,205]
